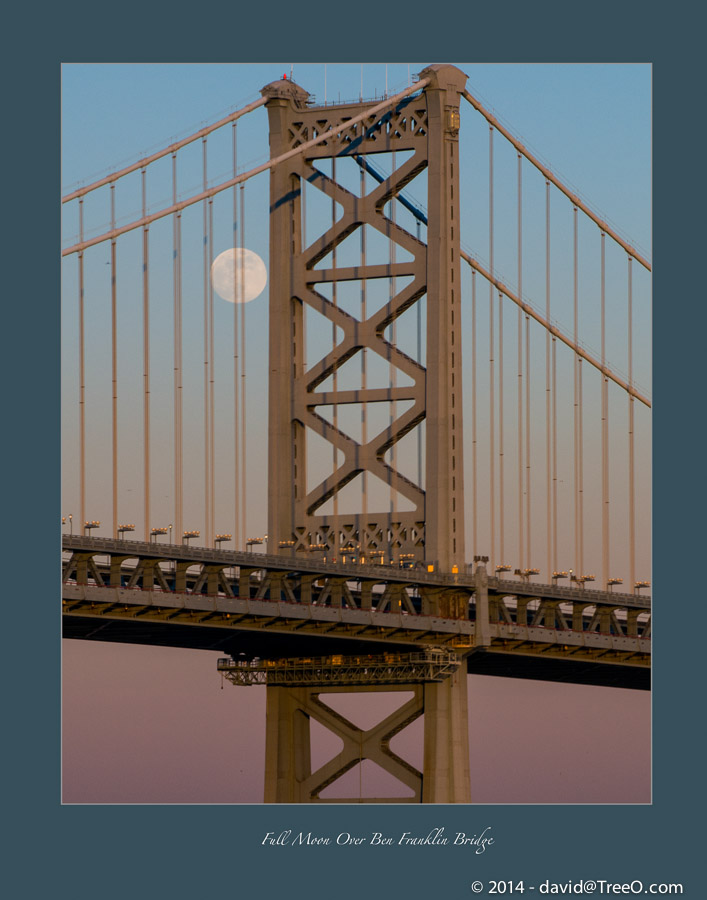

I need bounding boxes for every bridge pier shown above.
[264,687,312,803]
[262,675,470,804]
[422,669,471,803]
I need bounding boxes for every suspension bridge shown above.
[61,64,651,803]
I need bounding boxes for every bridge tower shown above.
[262,65,471,802]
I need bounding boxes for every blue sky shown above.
[61,62,651,576]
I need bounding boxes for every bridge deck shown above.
[62,536,650,690]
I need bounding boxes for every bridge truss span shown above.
[62,535,650,678]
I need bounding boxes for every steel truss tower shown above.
[262,65,471,802]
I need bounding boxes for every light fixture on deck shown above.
[215,533,232,547]
[573,574,595,587]
[516,567,540,582]
[495,563,512,577]
[607,577,623,591]
[634,580,650,594]
[150,527,169,542]
[552,570,569,584]
[117,524,135,538]
[84,520,100,534]
[182,530,200,545]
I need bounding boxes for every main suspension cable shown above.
[460,251,650,408]
[62,81,430,257]
[460,89,651,272]
[62,96,268,203]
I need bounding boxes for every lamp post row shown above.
[60,517,650,592]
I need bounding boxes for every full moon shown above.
[210,248,267,304]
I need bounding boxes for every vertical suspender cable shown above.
[578,328,584,578]
[172,152,183,540]
[232,123,240,549]
[390,151,397,553]
[545,180,551,580]
[332,158,339,524]
[601,231,609,588]
[517,153,523,572]
[416,219,421,491]
[471,269,477,556]
[239,183,247,548]
[202,137,210,546]
[628,256,635,590]
[551,243,558,573]
[552,336,558,572]
[489,126,495,571]
[110,182,118,539]
[142,167,151,544]
[78,199,86,529]
[209,197,216,544]
[573,207,580,577]
[362,165,368,526]
[525,303,531,570]
[498,289,504,566]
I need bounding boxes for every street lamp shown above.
[182,530,200,545]
[84,520,100,535]
[552,570,569,585]
[495,563,512,578]
[634,580,650,594]
[215,533,232,547]
[607,577,623,591]
[246,536,264,552]
[150,527,168,543]
[516,567,539,582]
[339,542,360,564]
[117,523,135,538]
[574,574,595,588]
[169,524,173,544]
[69,514,73,535]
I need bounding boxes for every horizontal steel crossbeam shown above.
[217,649,461,686]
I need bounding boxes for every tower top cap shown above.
[261,78,310,108]
[418,64,468,95]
